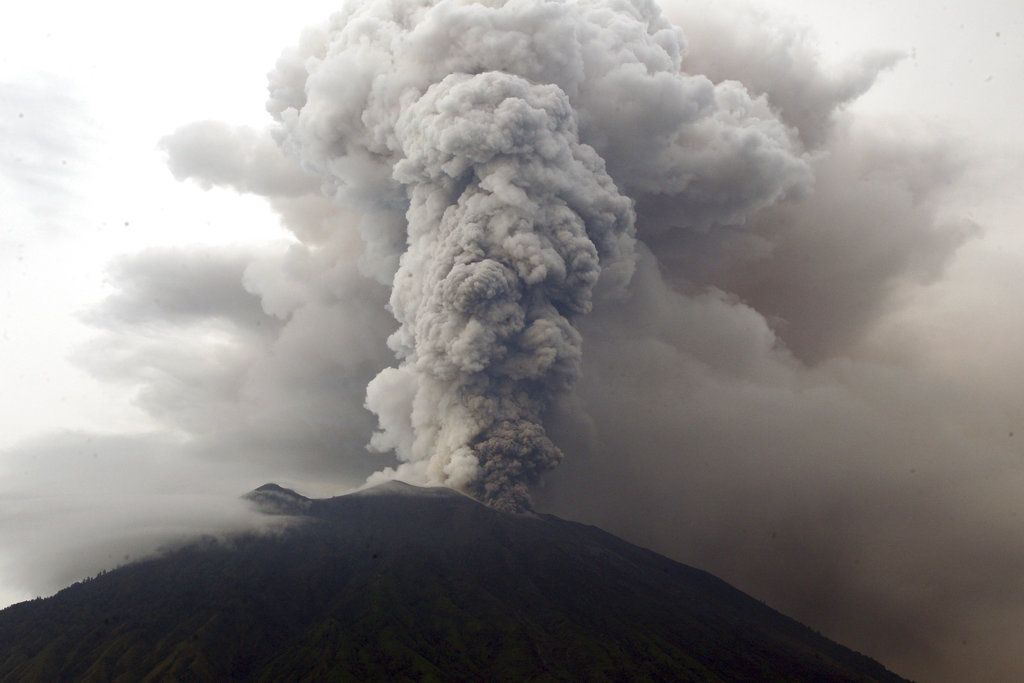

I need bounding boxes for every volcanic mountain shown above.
[0,482,906,681]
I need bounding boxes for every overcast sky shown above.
[2,1,1024,680]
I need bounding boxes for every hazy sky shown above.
[2,1,1024,681]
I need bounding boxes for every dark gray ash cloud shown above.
[256,0,812,509]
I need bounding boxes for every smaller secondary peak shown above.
[253,483,305,496]
[244,483,312,516]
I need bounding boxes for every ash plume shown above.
[371,72,635,510]
[265,0,807,508]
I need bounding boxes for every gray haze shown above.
[2,1,1023,681]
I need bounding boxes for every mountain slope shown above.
[0,482,906,681]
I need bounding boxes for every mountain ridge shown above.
[0,481,908,682]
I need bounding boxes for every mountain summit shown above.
[0,482,906,681]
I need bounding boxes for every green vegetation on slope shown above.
[0,486,907,682]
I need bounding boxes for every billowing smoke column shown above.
[268,0,808,509]
[377,73,636,510]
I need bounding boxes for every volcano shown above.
[0,482,905,681]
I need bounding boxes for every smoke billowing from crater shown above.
[367,72,635,510]
[264,0,808,508]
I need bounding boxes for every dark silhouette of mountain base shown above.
[0,481,906,681]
